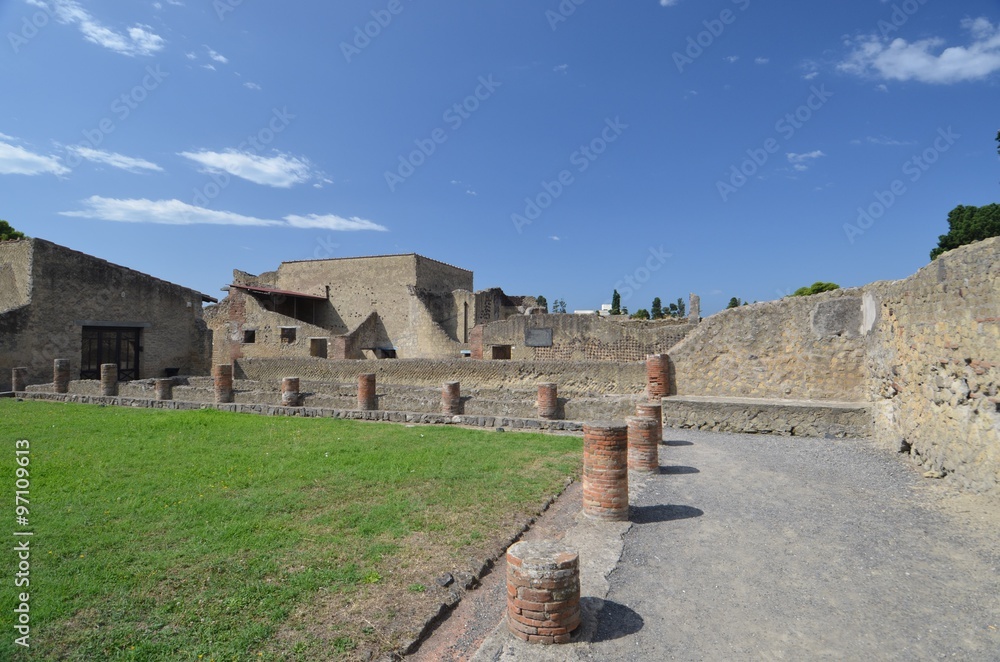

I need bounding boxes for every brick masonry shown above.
[537,383,558,420]
[281,377,300,407]
[53,359,70,394]
[627,416,659,472]
[213,364,234,404]
[442,381,462,415]
[506,540,581,644]
[635,402,662,443]
[358,373,377,410]
[100,363,118,397]
[582,422,629,521]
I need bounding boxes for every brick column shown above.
[537,383,558,420]
[11,367,27,392]
[154,378,173,401]
[582,422,629,521]
[627,416,659,473]
[506,540,581,644]
[53,359,70,394]
[100,363,118,397]
[213,364,234,404]
[646,354,670,399]
[442,381,462,415]
[281,377,300,407]
[635,402,663,444]
[358,373,376,410]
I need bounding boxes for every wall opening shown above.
[491,345,512,360]
[375,348,397,359]
[309,338,328,358]
[243,329,256,344]
[280,327,297,344]
[81,326,141,381]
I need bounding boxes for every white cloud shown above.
[659,0,680,6]
[179,149,320,188]
[866,135,914,147]
[725,55,740,63]
[549,236,560,241]
[0,139,69,176]
[786,150,826,171]
[201,64,216,71]
[185,51,197,60]
[206,47,228,64]
[803,71,819,80]
[60,197,389,232]
[284,214,388,232]
[553,64,569,74]
[243,81,262,91]
[839,17,1000,84]
[27,0,165,56]
[68,147,162,173]
[755,57,770,65]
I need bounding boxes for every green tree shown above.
[0,220,26,241]
[552,298,567,314]
[791,282,840,297]
[621,306,629,316]
[536,295,548,311]
[631,309,651,320]
[727,297,741,309]
[675,297,686,318]
[651,297,662,319]
[930,204,1000,260]
[610,290,621,315]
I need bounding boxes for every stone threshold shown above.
[1,391,586,433]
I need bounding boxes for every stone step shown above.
[661,395,871,439]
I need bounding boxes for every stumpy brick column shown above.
[100,363,118,397]
[506,540,581,644]
[635,402,663,444]
[53,359,70,394]
[213,364,234,404]
[358,373,376,410]
[627,416,660,473]
[442,381,462,415]
[154,378,173,401]
[582,422,629,521]
[537,383,558,420]
[281,377,300,407]
[11,367,27,392]
[646,353,670,399]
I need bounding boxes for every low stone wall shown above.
[661,395,871,439]
[233,358,646,396]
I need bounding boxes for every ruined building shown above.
[0,238,215,391]
[205,253,538,362]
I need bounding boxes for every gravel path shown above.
[458,430,1000,661]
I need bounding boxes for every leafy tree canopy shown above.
[0,220,26,241]
[791,282,840,297]
[930,203,1000,260]
[536,295,548,310]
[727,297,742,309]
[610,290,621,315]
[631,309,651,320]
[650,297,662,319]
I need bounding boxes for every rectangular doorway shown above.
[80,327,141,381]
[491,345,512,360]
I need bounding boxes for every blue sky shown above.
[1,0,997,315]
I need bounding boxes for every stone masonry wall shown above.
[668,290,867,401]
[234,358,647,396]
[480,314,697,363]
[0,239,211,390]
[864,237,1000,492]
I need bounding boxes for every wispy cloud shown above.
[659,0,681,6]
[755,57,770,65]
[26,0,165,56]
[206,47,228,64]
[0,139,69,176]
[865,135,915,147]
[786,150,825,171]
[60,197,389,231]
[243,81,262,91]
[68,147,162,173]
[553,64,569,74]
[725,55,740,63]
[839,17,1000,84]
[179,149,322,188]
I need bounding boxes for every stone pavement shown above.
[468,429,1000,661]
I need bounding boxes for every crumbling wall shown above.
[864,237,1000,492]
[480,314,697,362]
[668,290,867,401]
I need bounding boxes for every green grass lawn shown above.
[0,400,581,660]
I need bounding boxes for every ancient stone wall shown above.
[234,357,646,396]
[668,290,867,401]
[0,239,211,390]
[864,237,1000,492]
[479,314,697,363]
